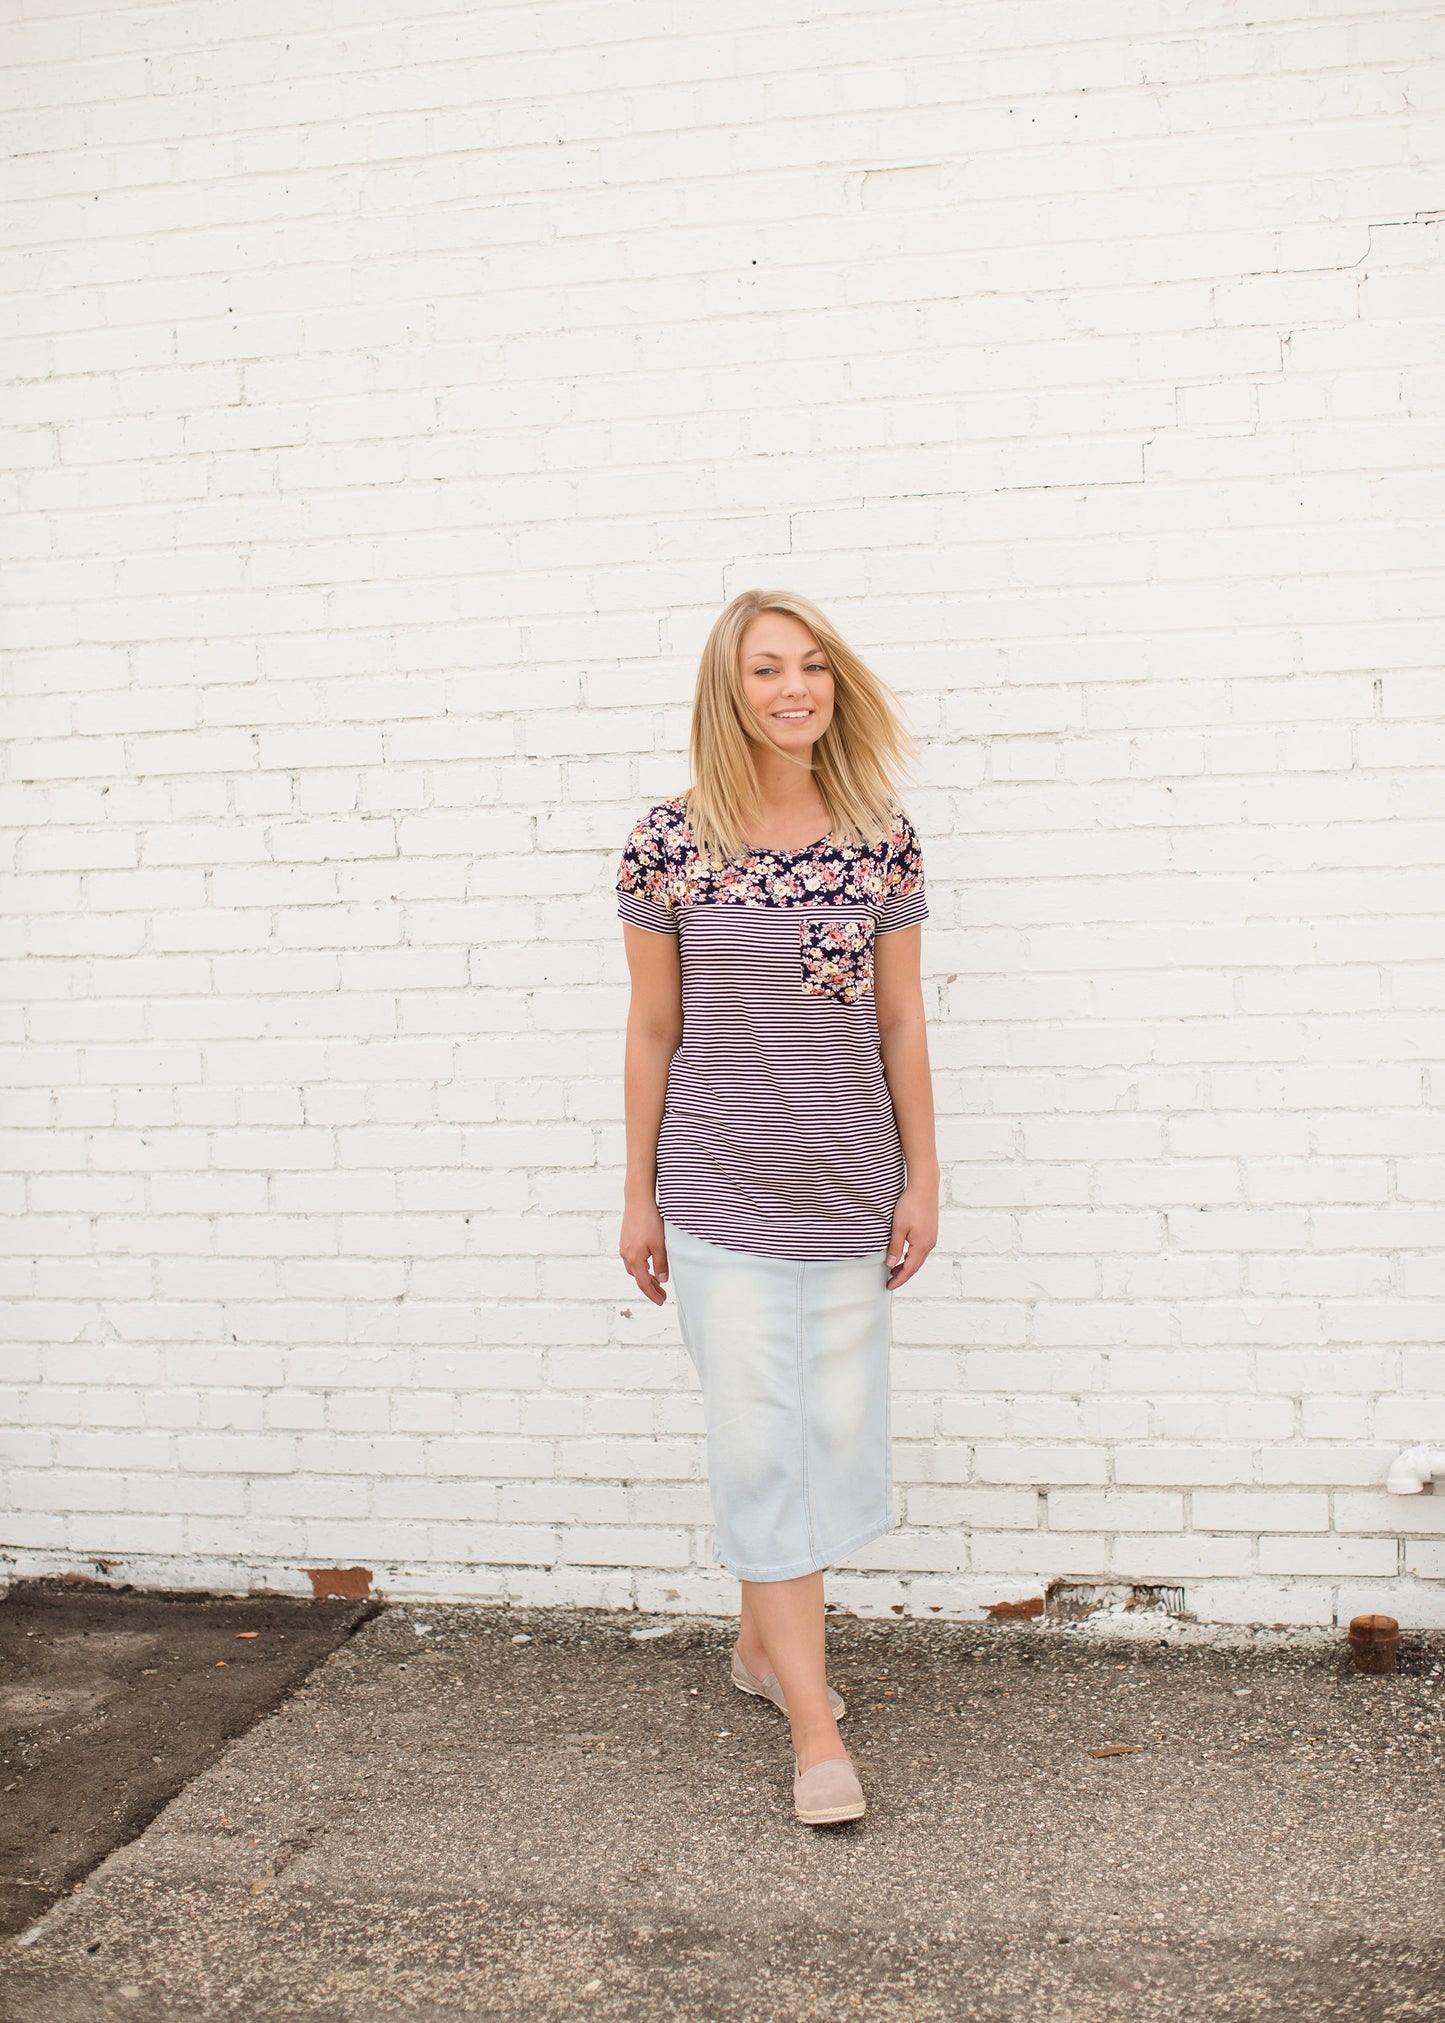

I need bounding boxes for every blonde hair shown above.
[683,589,919,867]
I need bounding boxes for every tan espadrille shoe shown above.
[793,1752,866,1825]
[730,1645,846,1721]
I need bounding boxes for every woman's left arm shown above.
[874,922,938,1288]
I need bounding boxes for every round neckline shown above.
[742,829,834,858]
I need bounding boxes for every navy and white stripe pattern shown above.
[616,794,928,1259]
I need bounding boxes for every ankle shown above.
[735,1634,770,1676]
[791,1707,839,1738]
[789,1713,844,1770]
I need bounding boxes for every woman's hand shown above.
[620,1198,670,1305]
[885,1181,938,1290]
[619,923,680,1308]
[875,926,938,1291]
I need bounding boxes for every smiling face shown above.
[738,610,835,753]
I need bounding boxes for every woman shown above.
[615,588,938,1826]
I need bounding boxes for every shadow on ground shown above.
[1,1606,1442,2020]
[0,1580,375,1937]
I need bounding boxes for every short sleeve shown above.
[615,806,679,936]
[876,809,928,933]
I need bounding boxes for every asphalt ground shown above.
[0,1581,374,1938]
[1,1606,1441,2021]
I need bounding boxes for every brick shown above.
[1193,1491,1330,1533]
[1257,1537,1400,1577]
[421,1439,553,1480]
[372,1479,498,1522]
[1256,1349,1396,1394]
[68,1516,186,1555]
[11,1470,126,1513]
[1106,1352,1255,1395]
[566,1441,696,1482]
[1186,1581,1336,1628]
[973,1444,1109,1487]
[1337,1578,1445,1631]
[561,1528,690,1568]
[904,1487,1037,1530]
[1375,1397,1445,1442]
[969,1534,1107,1576]
[1259,1442,1384,1488]
[1335,1491,1445,1537]
[1112,1535,1255,1579]
[499,1483,629,1526]
[1049,1492,1184,1533]
[176,1436,296,1476]
[1115,1445,1252,1488]
[125,1474,246,1517]
[248,1476,369,1519]
[1152,1398,1296,1442]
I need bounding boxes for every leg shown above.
[739,1571,845,1774]
[736,1581,770,1679]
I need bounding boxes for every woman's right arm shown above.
[619,921,682,1305]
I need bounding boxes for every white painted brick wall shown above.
[3,0,1444,1628]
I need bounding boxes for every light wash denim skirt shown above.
[663,1219,895,1581]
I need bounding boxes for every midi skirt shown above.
[663,1219,896,1581]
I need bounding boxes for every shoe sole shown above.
[796,1799,866,1825]
[731,1675,848,1721]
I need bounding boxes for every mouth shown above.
[771,710,814,723]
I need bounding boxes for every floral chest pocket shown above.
[799,915,876,1005]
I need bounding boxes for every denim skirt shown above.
[664,1219,895,1581]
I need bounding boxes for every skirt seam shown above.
[793,1255,817,1565]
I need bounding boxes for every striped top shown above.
[615,793,929,1259]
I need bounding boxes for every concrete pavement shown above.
[2,1607,1442,2020]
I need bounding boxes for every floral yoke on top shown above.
[615,794,926,1006]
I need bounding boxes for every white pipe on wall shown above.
[1385,1446,1445,1495]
